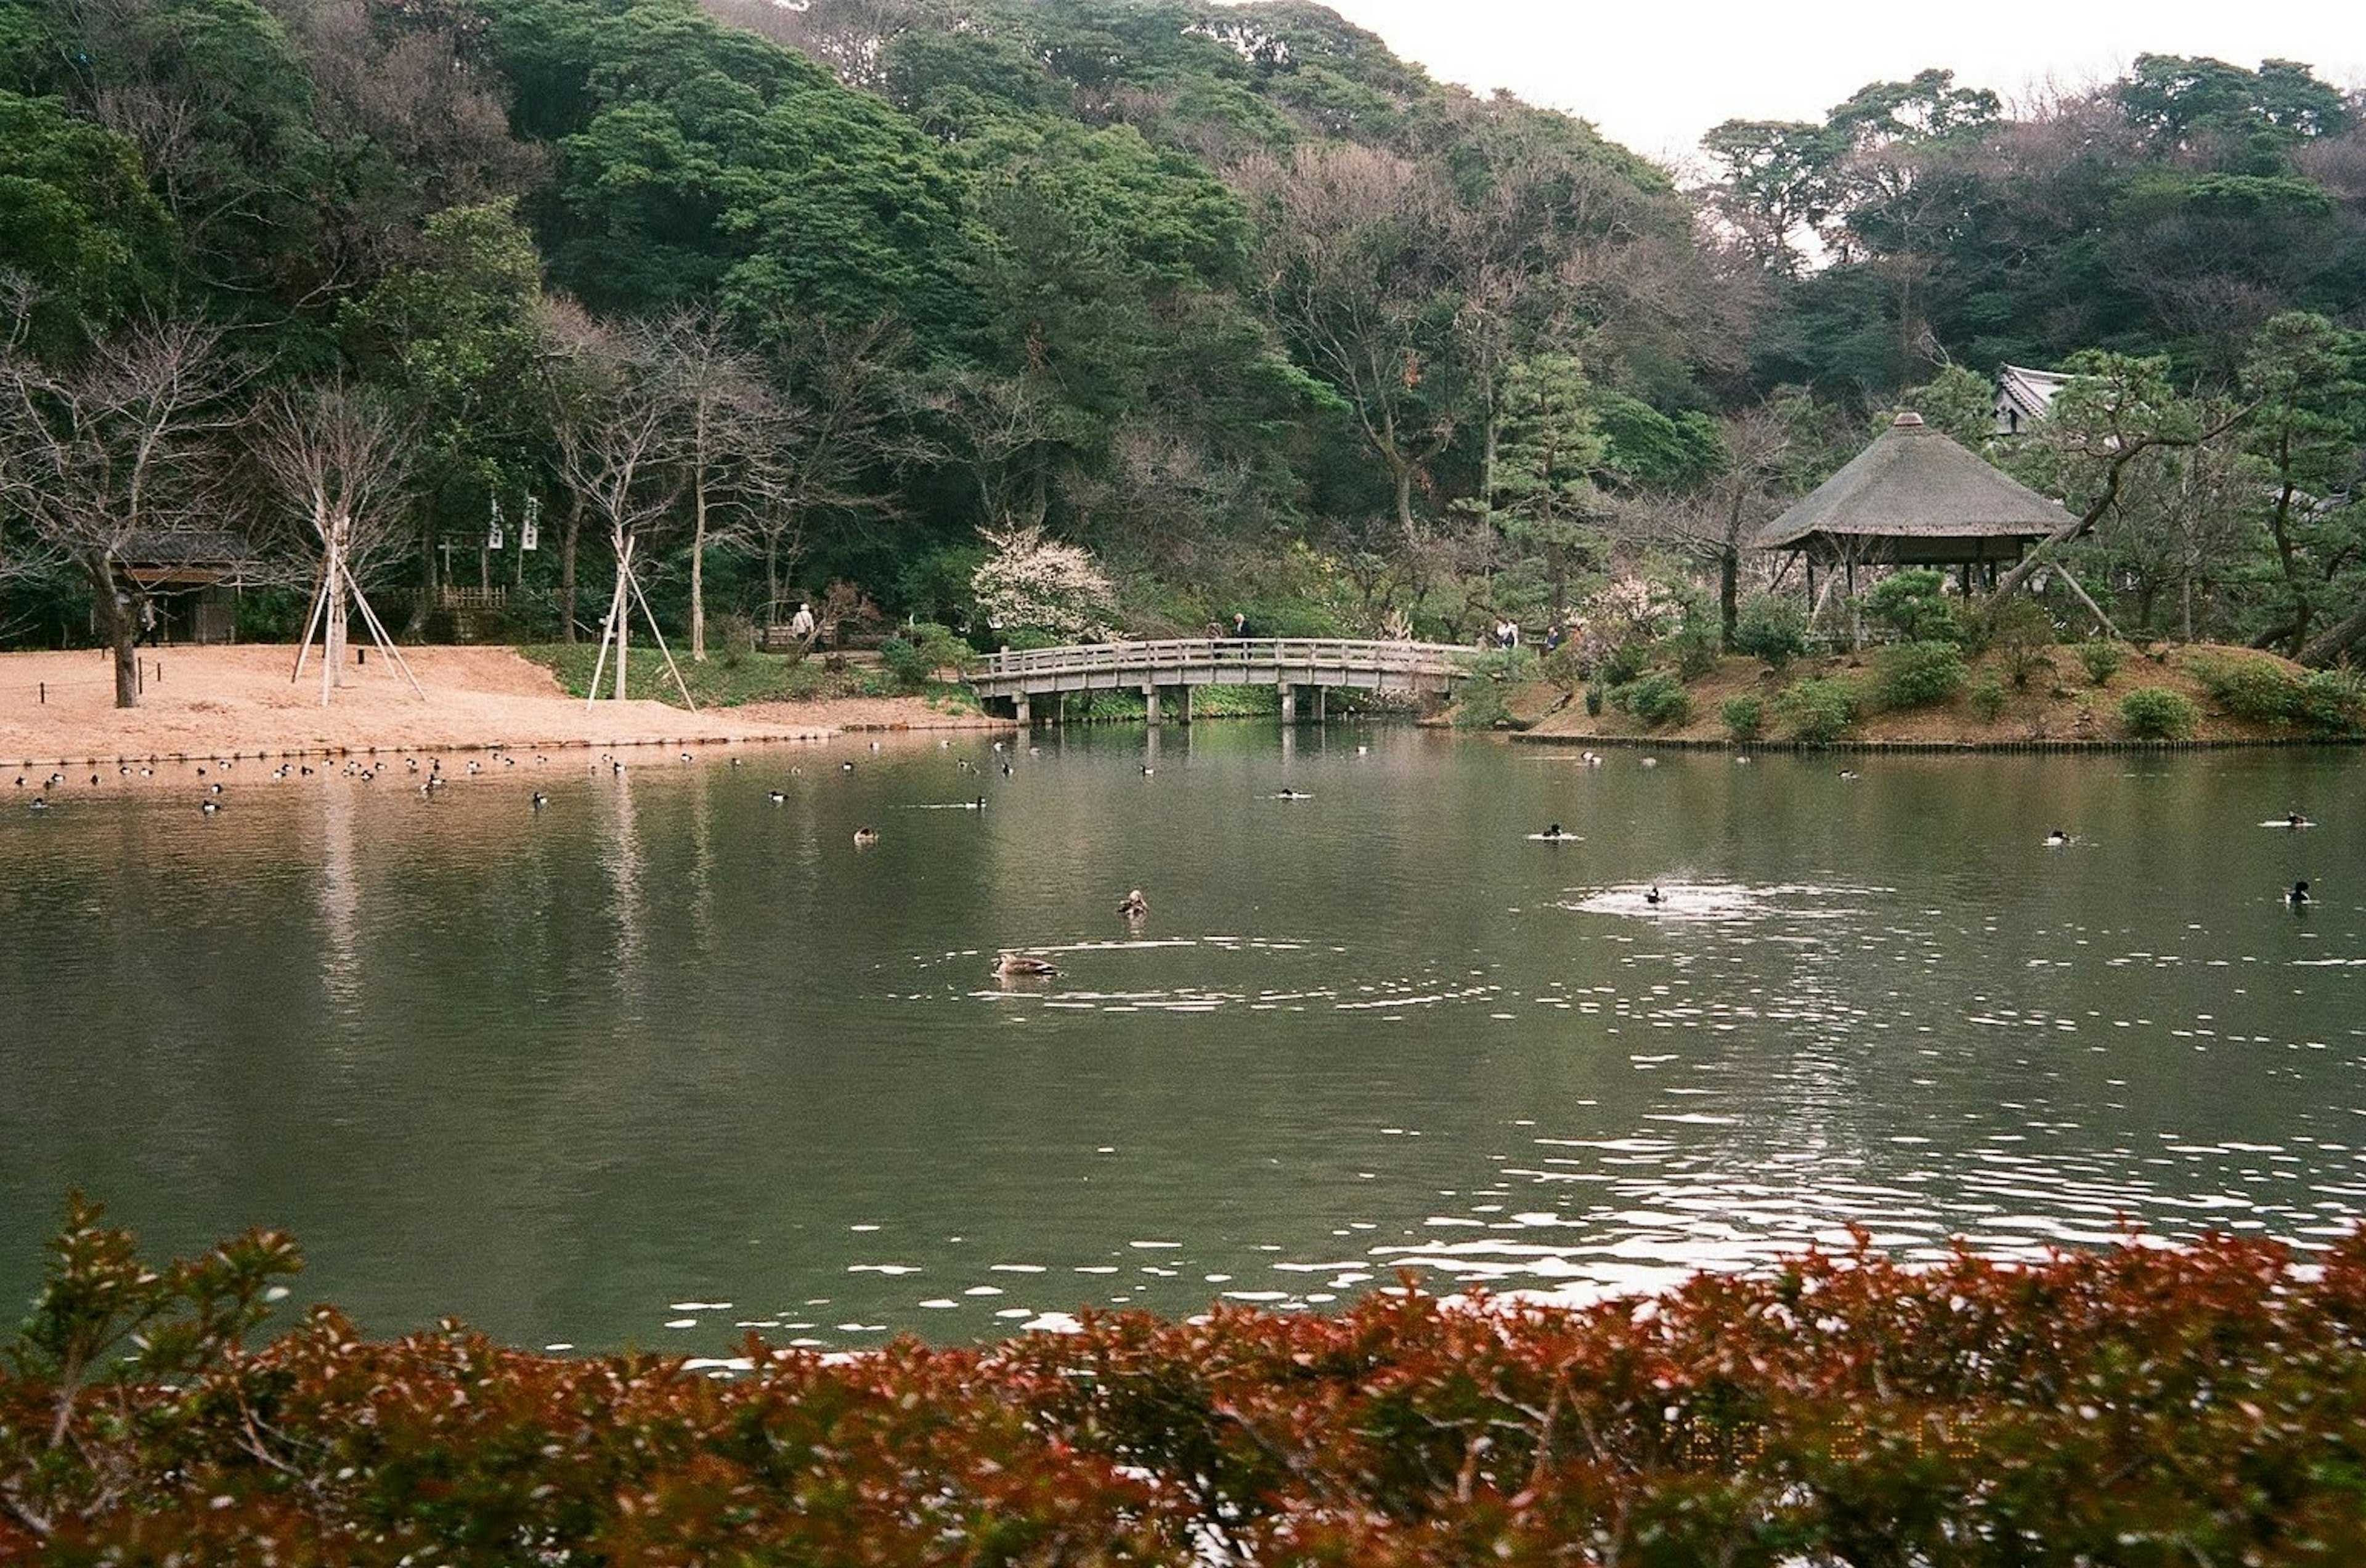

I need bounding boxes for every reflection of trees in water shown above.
[601,768,646,999]
[318,793,360,1017]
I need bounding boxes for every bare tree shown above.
[746,316,917,626]
[641,307,774,661]
[0,315,251,707]
[248,376,419,701]
[1238,144,1459,547]
[546,309,680,699]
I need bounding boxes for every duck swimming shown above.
[853,826,880,846]
[1643,886,1664,905]
[1117,888,1149,918]
[993,951,1059,978]
[2288,880,2312,906]
[2046,829,2071,847]
[1541,823,1569,840]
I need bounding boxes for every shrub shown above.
[1870,640,1967,710]
[2191,654,2303,725]
[1452,683,1514,729]
[1731,595,1808,667]
[1596,638,1648,686]
[877,635,930,689]
[1863,567,1961,644]
[2078,640,2125,686]
[20,1205,2366,1567]
[1584,681,1605,717]
[1662,622,1722,680]
[1966,672,2008,722]
[1720,694,1763,739]
[1780,676,1857,744]
[2121,686,2200,739]
[2296,668,2366,736]
[1617,672,1691,728]
[1983,598,2057,686]
[2197,659,2366,736]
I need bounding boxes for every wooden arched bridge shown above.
[971,637,1477,725]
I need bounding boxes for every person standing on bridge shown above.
[1232,611,1250,641]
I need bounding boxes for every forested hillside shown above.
[2,0,2361,693]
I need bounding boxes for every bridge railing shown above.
[980,638,1474,682]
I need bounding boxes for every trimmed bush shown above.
[2078,640,2125,686]
[1621,671,1691,728]
[1870,640,1967,710]
[2192,654,2303,725]
[1966,672,2008,722]
[1720,694,1763,740]
[1731,595,1808,667]
[1780,676,1857,744]
[2121,686,2200,739]
[1863,567,1961,644]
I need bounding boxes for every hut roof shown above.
[1994,364,2070,434]
[1755,413,2073,557]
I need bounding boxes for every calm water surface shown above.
[2,727,2361,1354]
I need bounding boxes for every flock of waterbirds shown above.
[18,739,2329,941]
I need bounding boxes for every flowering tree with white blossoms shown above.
[1574,575,1689,668]
[970,522,1116,643]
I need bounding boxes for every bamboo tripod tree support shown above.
[586,529,697,712]
[291,529,423,705]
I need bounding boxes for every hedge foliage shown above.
[2121,686,2201,739]
[1869,640,1967,710]
[6,1200,2365,1565]
[2189,654,2365,736]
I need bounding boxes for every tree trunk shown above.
[405,524,434,638]
[2297,601,2366,668]
[559,497,585,644]
[689,470,708,662]
[1720,545,1740,649]
[87,558,139,709]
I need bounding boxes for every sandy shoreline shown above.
[0,644,1009,768]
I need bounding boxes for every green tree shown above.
[346,199,548,632]
[0,92,171,356]
[2240,312,2366,660]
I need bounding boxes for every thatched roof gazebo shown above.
[1754,412,2100,643]
[1757,415,2074,598]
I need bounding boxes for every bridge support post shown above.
[1012,692,1031,727]
[1141,683,1161,725]
[1277,683,1296,724]
[1313,687,1327,722]
[1172,685,1192,725]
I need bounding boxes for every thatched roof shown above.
[1755,414,2073,564]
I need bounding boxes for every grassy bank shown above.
[1506,640,2366,749]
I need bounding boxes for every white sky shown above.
[1284,1,2366,169]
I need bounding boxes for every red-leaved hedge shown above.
[4,1196,2363,1564]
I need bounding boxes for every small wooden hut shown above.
[1756,413,2073,612]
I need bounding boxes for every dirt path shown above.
[0,645,1009,768]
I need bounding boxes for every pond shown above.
[2,727,2360,1356]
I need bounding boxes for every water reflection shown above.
[0,734,2359,1351]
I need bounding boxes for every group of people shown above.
[1487,618,1572,652]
